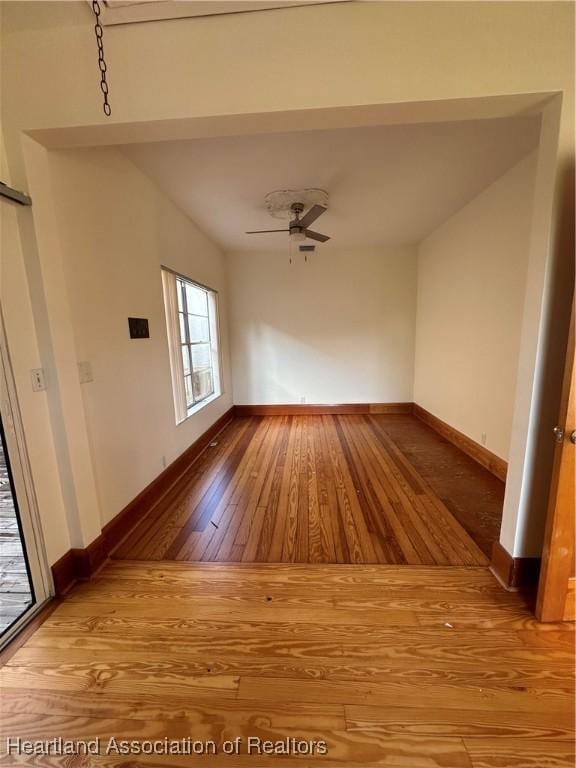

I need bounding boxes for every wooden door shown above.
[536,302,575,622]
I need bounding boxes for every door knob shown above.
[571,430,576,445]
[553,426,565,443]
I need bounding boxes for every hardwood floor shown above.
[113,415,501,565]
[1,418,568,766]
[375,415,504,557]
[0,561,573,766]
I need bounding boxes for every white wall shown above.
[228,246,417,405]
[414,152,537,462]
[46,147,232,526]
[0,145,70,565]
[0,1,69,564]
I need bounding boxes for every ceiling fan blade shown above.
[299,204,327,229]
[305,229,330,243]
[245,229,290,234]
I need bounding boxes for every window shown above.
[162,269,221,423]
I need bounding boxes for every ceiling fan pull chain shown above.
[92,0,112,116]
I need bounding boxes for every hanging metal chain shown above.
[92,0,111,116]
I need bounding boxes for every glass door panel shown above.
[0,417,34,637]
[0,315,51,649]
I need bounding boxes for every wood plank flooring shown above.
[0,561,573,766]
[114,415,500,565]
[371,415,505,557]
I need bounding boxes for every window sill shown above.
[178,391,223,424]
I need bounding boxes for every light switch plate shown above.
[30,368,46,392]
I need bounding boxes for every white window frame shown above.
[162,268,222,424]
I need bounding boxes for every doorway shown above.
[0,315,51,649]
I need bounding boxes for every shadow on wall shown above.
[520,157,575,555]
[229,247,418,405]
[242,322,356,404]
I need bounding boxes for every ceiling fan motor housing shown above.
[289,204,307,240]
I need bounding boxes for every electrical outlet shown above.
[481,432,487,446]
[78,361,94,384]
[300,396,306,404]
[30,368,46,392]
[161,455,167,469]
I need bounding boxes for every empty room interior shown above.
[110,116,537,566]
[0,2,574,766]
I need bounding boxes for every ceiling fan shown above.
[246,202,330,243]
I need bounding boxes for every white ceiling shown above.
[123,116,540,251]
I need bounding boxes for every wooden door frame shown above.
[536,300,575,621]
